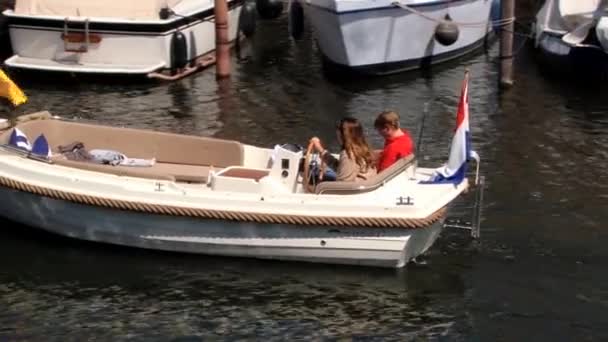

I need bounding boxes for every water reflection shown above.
[0,225,468,340]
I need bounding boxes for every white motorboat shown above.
[2,0,253,77]
[534,0,608,79]
[294,0,497,75]
[0,76,482,267]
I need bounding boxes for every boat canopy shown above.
[559,0,601,18]
[13,0,184,19]
[559,0,604,30]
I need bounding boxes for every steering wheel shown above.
[302,141,326,193]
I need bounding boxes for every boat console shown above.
[209,145,303,194]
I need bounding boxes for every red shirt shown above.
[377,130,414,172]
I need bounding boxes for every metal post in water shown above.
[215,0,230,79]
[499,0,515,87]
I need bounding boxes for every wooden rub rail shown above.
[0,176,446,229]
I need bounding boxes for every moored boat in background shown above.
[2,0,253,78]
[294,0,499,75]
[533,0,608,80]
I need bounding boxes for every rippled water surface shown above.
[1,11,608,341]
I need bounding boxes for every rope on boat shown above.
[391,1,516,28]
[0,174,447,229]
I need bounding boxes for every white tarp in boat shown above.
[596,17,608,51]
[559,0,601,30]
[14,0,184,19]
[536,0,568,33]
[536,0,606,45]
[537,0,602,31]
[559,0,601,18]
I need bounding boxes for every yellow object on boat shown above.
[0,70,27,106]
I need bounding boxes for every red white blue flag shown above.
[427,71,478,184]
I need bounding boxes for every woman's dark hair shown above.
[336,117,374,169]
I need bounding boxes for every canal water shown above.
[1,10,607,342]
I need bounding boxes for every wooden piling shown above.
[214,0,230,79]
[499,0,515,87]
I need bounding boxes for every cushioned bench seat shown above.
[53,159,212,183]
[0,115,247,183]
[4,116,244,167]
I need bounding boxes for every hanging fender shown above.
[435,14,459,46]
[256,0,283,20]
[239,0,257,37]
[170,31,188,72]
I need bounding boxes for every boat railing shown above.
[442,150,483,238]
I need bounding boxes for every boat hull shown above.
[3,1,243,75]
[536,32,608,81]
[303,0,493,75]
[0,185,445,268]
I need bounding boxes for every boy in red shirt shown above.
[374,111,414,172]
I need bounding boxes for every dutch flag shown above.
[8,128,32,151]
[8,129,52,158]
[32,134,52,158]
[425,71,479,184]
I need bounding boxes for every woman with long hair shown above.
[309,117,377,182]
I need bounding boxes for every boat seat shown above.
[1,116,245,172]
[217,167,270,181]
[52,158,213,183]
[314,155,416,195]
[50,154,229,184]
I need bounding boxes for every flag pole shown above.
[415,101,429,159]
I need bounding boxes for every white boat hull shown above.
[0,185,444,268]
[304,0,493,74]
[3,1,243,74]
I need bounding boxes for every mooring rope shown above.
[391,1,515,28]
